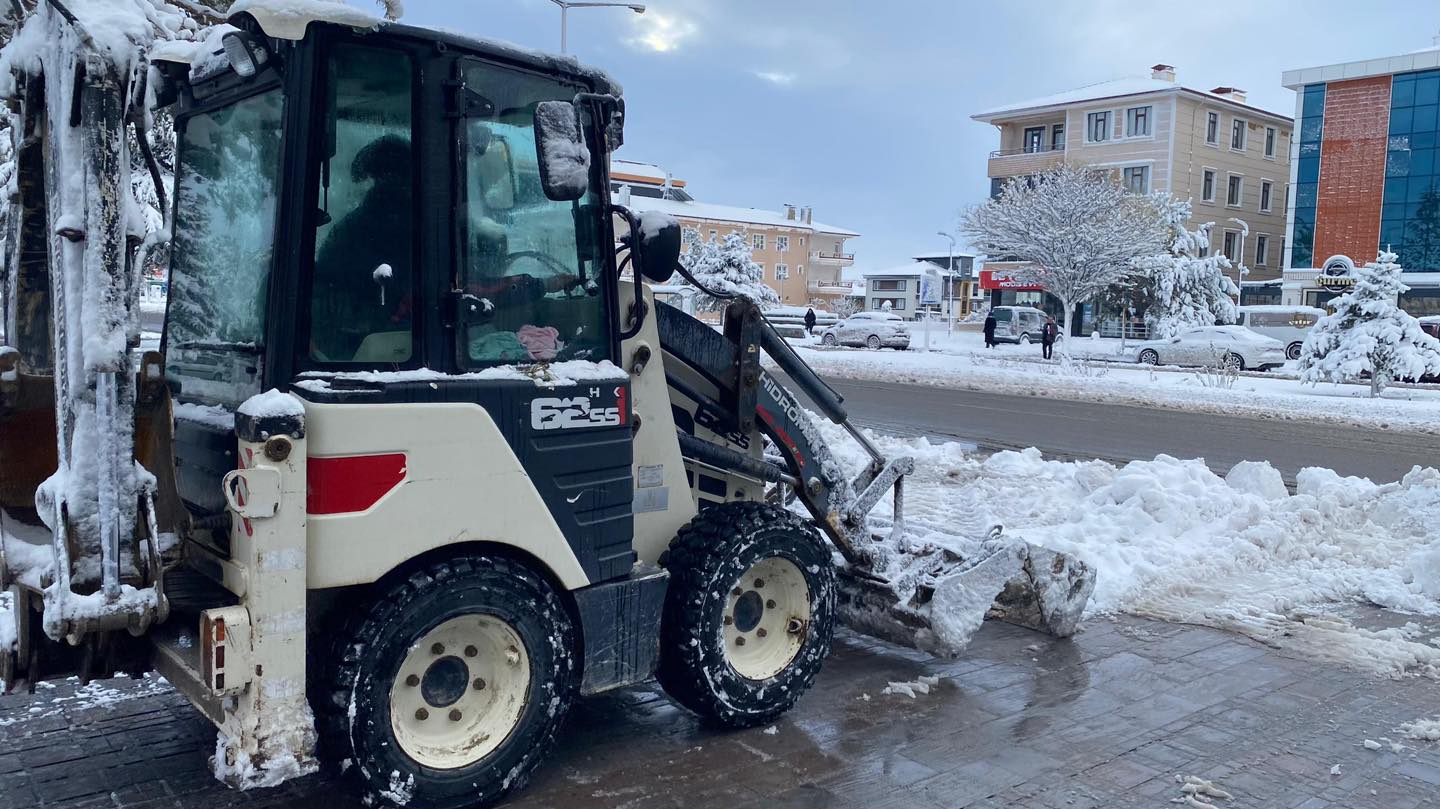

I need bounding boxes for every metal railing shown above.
[810,251,855,262]
[989,145,1066,158]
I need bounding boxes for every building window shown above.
[1206,112,1219,145]
[1264,126,1277,158]
[1122,165,1150,193]
[799,236,805,247]
[1222,230,1240,262]
[872,279,906,291]
[1086,111,1111,142]
[1202,168,1216,202]
[1292,83,1326,269]
[872,298,905,311]
[753,233,765,250]
[1231,117,1247,151]
[1259,180,1273,213]
[1023,126,1045,153]
[756,262,766,278]
[797,264,805,275]
[1125,105,1152,137]
[1051,123,1065,151]
[1255,234,1269,266]
[775,264,789,280]
[776,235,789,252]
[1226,174,1243,207]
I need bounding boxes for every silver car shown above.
[821,311,910,349]
[1133,325,1288,371]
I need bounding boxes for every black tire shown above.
[1019,333,1032,345]
[657,502,836,728]
[1222,352,1244,371]
[866,334,882,350]
[1287,341,1303,360]
[316,555,577,809]
[1138,349,1159,365]
[822,333,838,346]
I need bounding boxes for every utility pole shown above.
[937,231,957,336]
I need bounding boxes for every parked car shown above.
[820,311,910,349]
[1132,325,1287,371]
[990,305,1051,344]
[1236,305,1326,360]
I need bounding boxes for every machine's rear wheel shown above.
[657,502,836,728]
[316,555,576,809]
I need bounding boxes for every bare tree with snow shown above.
[1139,199,1239,339]
[1298,251,1440,397]
[680,230,780,312]
[960,162,1170,344]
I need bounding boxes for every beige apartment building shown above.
[611,162,859,308]
[973,65,1294,308]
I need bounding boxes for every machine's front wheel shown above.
[657,502,836,728]
[316,555,577,809]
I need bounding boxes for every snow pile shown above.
[173,401,235,431]
[817,419,1440,677]
[228,0,382,37]
[1398,717,1440,742]
[211,729,319,790]
[296,360,629,391]
[0,673,172,722]
[0,591,14,654]
[238,388,305,419]
[881,674,940,698]
[1173,774,1233,807]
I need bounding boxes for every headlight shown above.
[222,31,270,79]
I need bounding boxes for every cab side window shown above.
[307,45,416,364]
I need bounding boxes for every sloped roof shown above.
[624,195,859,237]
[972,75,1290,123]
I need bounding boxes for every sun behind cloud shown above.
[627,11,698,53]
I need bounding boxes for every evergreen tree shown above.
[1140,201,1239,340]
[681,231,780,312]
[1298,251,1440,397]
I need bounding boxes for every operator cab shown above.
[153,9,674,575]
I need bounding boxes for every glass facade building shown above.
[1381,69,1440,278]
[1289,84,1325,269]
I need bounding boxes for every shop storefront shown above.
[980,270,1123,336]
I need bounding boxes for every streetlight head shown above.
[629,4,646,12]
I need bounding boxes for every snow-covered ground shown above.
[818,418,1440,678]
[787,328,1440,434]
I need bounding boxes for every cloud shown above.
[626,12,698,53]
[753,70,797,86]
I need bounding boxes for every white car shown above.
[820,311,910,349]
[1133,325,1287,371]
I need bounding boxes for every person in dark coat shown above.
[982,311,998,348]
[804,307,817,335]
[1041,315,1060,360]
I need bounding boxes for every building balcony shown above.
[809,250,855,266]
[807,280,855,296]
[987,146,1066,178]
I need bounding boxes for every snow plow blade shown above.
[836,536,1097,658]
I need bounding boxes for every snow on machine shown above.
[0,2,1094,806]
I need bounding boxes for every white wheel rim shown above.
[723,557,811,680]
[389,615,531,770]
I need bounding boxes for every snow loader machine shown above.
[0,3,1094,806]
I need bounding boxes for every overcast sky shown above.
[385,0,1438,272]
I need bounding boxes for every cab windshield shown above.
[165,88,285,407]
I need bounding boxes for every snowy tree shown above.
[680,231,780,312]
[1298,251,1440,397]
[1138,199,1239,339]
[828,295,860,319]
[960,162,1170,344]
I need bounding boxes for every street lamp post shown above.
[1228,217,1249,312]
[550,0,646,55]
[937,231,956,336]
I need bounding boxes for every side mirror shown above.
[533,100,590,202]
[633,211,680,283]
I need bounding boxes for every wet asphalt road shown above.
[801,374,1440,485]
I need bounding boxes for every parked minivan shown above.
[1235,306,1326,360]
[990,305,1049,344]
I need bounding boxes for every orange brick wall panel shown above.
[1313,76,1391,265]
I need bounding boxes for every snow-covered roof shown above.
[1238,305,1326,315]
[229,0,383,40]
[863,261,964,279]
[611,159,685,188]
[912,250,977,261]
[624,195,859,237]
[973,75,1291,123]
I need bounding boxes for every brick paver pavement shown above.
[2,614,1438,809]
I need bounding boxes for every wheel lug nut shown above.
[731,587,743,596]
[405,674,420,687]
[787,618,804,634]
[757,628,768,638]
[506,646,521,665]
[766,599,776,609]
[754,578,764,588]
[415,708,429,720]
[723,615,733,626]
[431,643,445,655]
[473,678,486,690]
[465,645,478,658]
[449,709,462,722]
[735,637,746,646]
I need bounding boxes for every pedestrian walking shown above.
[983,311,997,348]
[1041,315,1059,360]
[804,307,817,336]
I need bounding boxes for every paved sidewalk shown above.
[2,615,1438,809]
